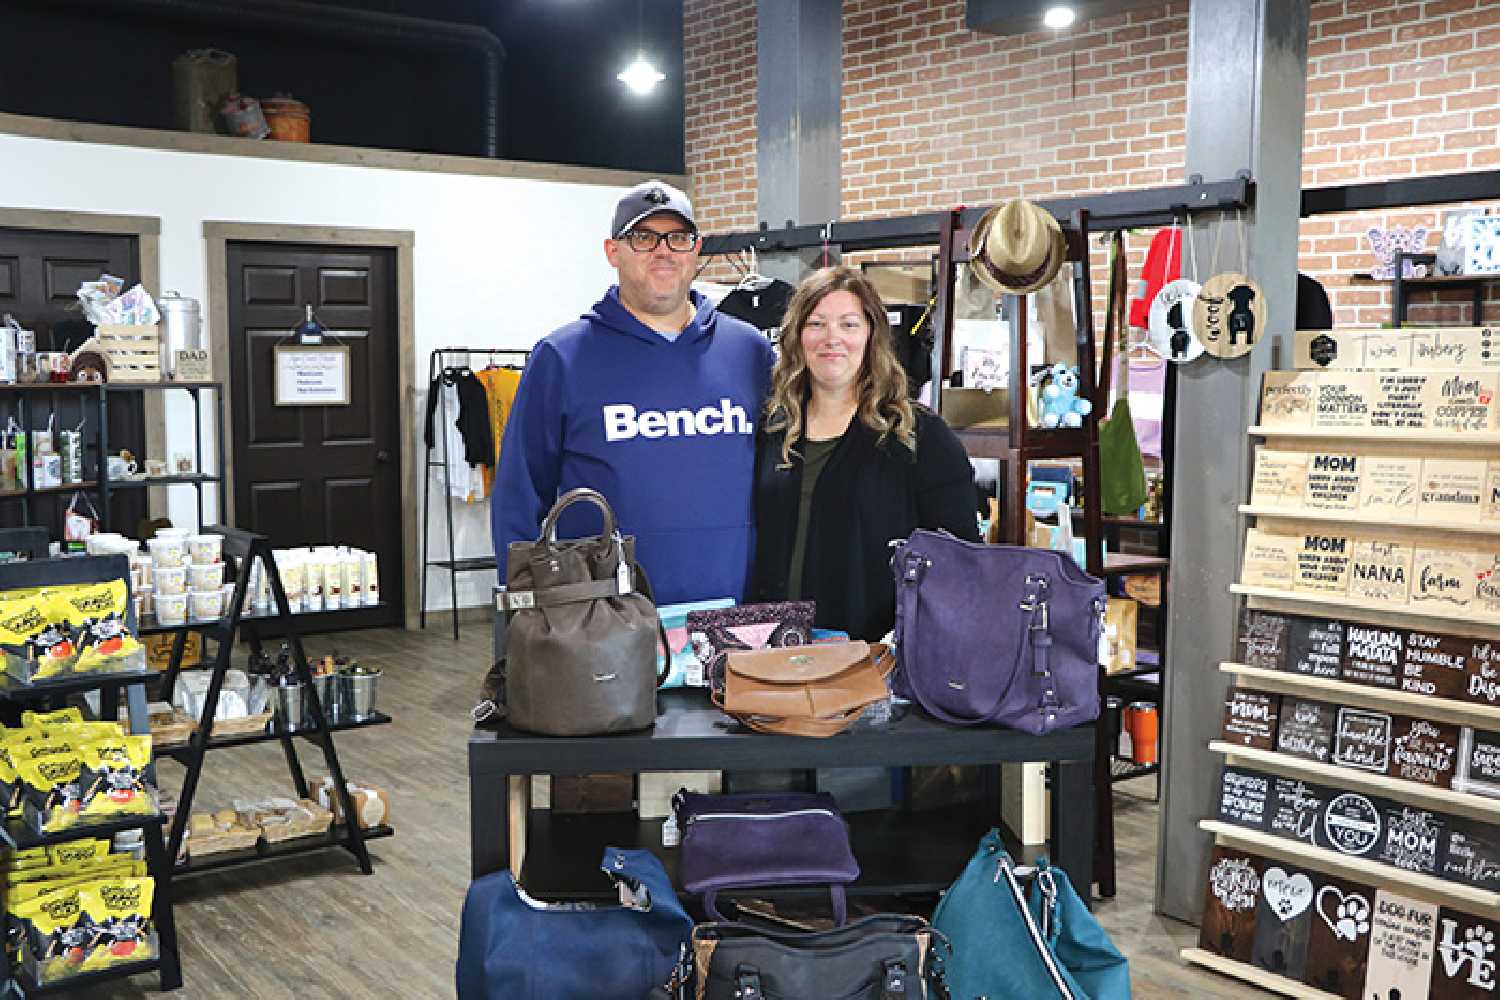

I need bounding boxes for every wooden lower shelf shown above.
[1240,503,1500,537]
[1209,741,1500,825]
[1201,819,1500,913]
[1249,425,1500,445]
[1231,583,1500,638]
[1219,661,1500,729]
[1180,948,1340,1000]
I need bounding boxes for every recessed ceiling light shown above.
[1043,6,1077,29]
[617,54,665,95]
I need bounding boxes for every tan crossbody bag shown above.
[716,641,894,738]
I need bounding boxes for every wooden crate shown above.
[95,324,162,383]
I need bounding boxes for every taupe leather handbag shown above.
[717,641,894,738]
[480,488,666,736]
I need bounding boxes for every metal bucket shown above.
[272,682,304,732]
[157,290,202,376]
[306,673,336,727]
[338,670,380,722]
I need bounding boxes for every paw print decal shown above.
[1333,895,1370,942]
[1465,924,1496,960]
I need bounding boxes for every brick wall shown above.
[683,0,1500,329]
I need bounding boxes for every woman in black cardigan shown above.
[753,266,980,642]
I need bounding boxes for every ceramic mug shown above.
[144,459,169,477]
[107,454,138,480]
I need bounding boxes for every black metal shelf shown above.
[137,601,392,638]
[104,473,223,489]
[104,381,220,392]
[11,956,162,997]
[1110,758,1160,783]
[177,823,393,878]
[0,667,154,700]
[518,804,1001,902]
[156,711,392,759]
[1,810,164,852]
[428,556,497,573]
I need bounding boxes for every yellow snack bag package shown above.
[78,878,155,972]
[52,581,142,675]
[0,593,78,682]
[11,884,91,979]
[12,742,84,833]
[46,839,111,867]
[78,736,153,819]
[21,707,83,728]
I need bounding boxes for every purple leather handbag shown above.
[890,531,1105,735]
[673,790,859,924]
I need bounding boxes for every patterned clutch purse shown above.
[684,601,815,695]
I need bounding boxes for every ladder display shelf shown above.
[152,527,392,879]
[0,554,182,995]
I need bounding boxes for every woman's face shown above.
[801,290,870,398]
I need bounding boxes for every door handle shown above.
[375,450,390,463]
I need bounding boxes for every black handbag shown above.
[691,915,948,999]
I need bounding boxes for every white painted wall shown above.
[0,131,630,612]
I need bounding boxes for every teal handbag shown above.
[933,830,1131,1000]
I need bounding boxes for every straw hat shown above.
[969,200,1066,295]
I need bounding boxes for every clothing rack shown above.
[421,346,529,640]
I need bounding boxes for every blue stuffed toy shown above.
[1039,364,1093,429]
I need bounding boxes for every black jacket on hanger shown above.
[424,369,495,466]
[718,277,796,336]
[752,407,980,642]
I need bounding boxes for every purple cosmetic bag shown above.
[673,790,859,924]
[891,531,1105,736]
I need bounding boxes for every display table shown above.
[469,689,1096,903]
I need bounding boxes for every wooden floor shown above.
[74,623,1255,999]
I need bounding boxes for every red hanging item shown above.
[1127,226,1183,330]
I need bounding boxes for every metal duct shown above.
[27,0,504,157]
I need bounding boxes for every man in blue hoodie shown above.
[490,180,774,605]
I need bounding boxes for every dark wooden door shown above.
[226,243,401,629]
[0,227,146,536]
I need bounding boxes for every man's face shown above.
[604,213,700,318]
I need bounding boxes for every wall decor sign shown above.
[1388,717,1460,789]
[1332,707,1393,773]
[1402,630,1471,701]
[1194,272,1265,360]
[273,345,352,407]
[1286,616,1344,679]
[1358,456,1422,515]
[1378,803,1444,875]
[174,349,212,382]
[1250,449,1309,508]
[1321,791,1384,857]
[1412,328,1487,370]
[1146,278,1205,363]
[1362,890,1438,1000]
[1313,373,1376,432]
[1425,373,1497,434]
[1342,622,1406,689]
[1453,728,1500,799]
[1410,548,1477,614]
[1467,643,1500,709]
[1304,452,1361,511]
[1306,875,1374,999]
[1219,767,1272,831]
[1268,776,1326,846]
[1260,371,1317,428]
[1346,541,1414,608]
[1417,459,1487,522]
[1253,865,1315,981]
[1483,465,1500,523]
[1439,818,1500,891]
[1293,532,1354,595]
[1472,554,1500,619]
[1431,908,1500,996]
[1278,699,1337,763]
[1238,608,1291,670]
[1369,372,1432,431]
[1241,528,1302,590]
[1295,327,1500,371]
[1200,847,1263,964]
[1222,690,1281,750]
[1464,214,1500,275]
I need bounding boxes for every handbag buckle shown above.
[734,964,764,1000]
[882,959,909,998]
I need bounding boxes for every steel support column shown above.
[1156,0,1309,922]
[756,0,842,281]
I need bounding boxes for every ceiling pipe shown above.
[27,0,504,157]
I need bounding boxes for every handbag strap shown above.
[703,884,848,926]
[1096,231,1127,405]
[897,553,1048,726]
[994,854,1076,1000]
[538,486,618,543]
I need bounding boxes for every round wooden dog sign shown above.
[1146,278,1204,363]
[1194,272,1265,359]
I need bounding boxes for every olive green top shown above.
[786,437,840,601]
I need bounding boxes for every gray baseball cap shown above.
[611,180,696,238]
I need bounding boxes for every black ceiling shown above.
[0,0,685,174]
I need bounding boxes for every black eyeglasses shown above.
[620,229,699,253]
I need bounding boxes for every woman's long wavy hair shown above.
[764,266,916,466]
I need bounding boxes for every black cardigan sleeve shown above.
[913,409,981,542]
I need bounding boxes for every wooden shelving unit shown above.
[1230,583,1500,637]
[1249,424,1500,444]
[1220,661,1500,730]
[1200,819,1500,912]
[1238,503,1500,536]
[1180,949,1342,1000]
